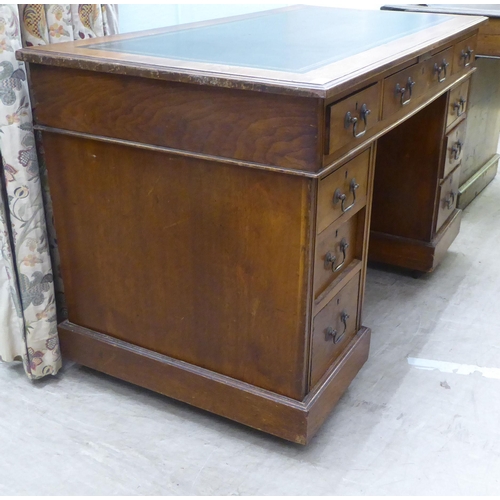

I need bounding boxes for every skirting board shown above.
[58,320,371,445]
[458,154,499,209]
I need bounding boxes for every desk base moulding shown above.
[58,321,371,445]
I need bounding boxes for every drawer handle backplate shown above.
[445,190,457,209]
[395,77,416,106]
[461,46,474,67]
[344,103,371,138]
[453,97,467,116]
[434,59,449,83]
[326,309,350,344]
[334,178,359,213]
[325,238,350,273]
[451,140,463,160]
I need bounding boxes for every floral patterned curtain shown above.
[0,5,118,380]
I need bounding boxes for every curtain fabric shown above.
[0,5,118,380]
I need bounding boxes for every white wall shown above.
[118,2,383,33]
[119,4,290,33]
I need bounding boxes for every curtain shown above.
[0,5,118,380]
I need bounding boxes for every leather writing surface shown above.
[86,6,450,73]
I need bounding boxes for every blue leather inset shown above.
[87,6,452,74]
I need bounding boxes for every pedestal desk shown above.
[383,4,500,209]
[18,6,485,444]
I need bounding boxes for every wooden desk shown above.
[17,6,485,444]
[383,4,500,209]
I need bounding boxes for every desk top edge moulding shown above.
[17,6,487,444]
[382,4,500,18]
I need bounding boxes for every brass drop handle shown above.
[325,310,349,344]
[340,310,350,336]
[453,96,467,116]
[334,238,349,272]
[434,59,449,83]
[395,77,416,106]
[461,46,474,67]
[451,139,463,160]
[334,178,360,213]
[344,103,371,138]
[324,238,350,273]
[445,190,457,209]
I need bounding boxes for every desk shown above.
[17,6,485,444]
[383,4,500,209]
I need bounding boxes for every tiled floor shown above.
[1,177,499,495]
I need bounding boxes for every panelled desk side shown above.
[383,4,500,209]
[17,7,486,444]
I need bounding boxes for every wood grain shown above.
[369,210,462,272]
[459,57,500,186]
[452,34,477,73]
[42,131,313,400]
[327,83,380,155]
[305,325,370,441]
[310,272,361,388]
[29,64,322,172]
[382,60,427,120]
[458,154,499,209]
[436,167,461,233]
[58,320,371,444]
[370,93,447,243]
[313,212,363,298]
[446,78,469,129]
[317,149,370,234]
[443,119,467,180]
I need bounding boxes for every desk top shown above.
[17,5,486,98]
[86,7,450,74]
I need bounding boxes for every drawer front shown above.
[382,61,426,119]
[313,212,361,298]
[443,119,467,179]
[446,79,470,129]
[327,83,380,155]
[422,46,455,89]
[317,148,370,234]
[436,168,460,234]
[453,35,477,74]
[310,273,360,388]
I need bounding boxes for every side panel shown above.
[42,132,313,399]
[370,93,448,242]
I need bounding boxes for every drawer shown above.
[310,272,360,388]
[317,148,370,234]
[382,61,426,119]
[453,35,477,74]
[422,46,455,89]
[313,211,362,298]
[436,168,460,234]
[446,79,470,129]
[327,83,380,155]
[442,119,467,179]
